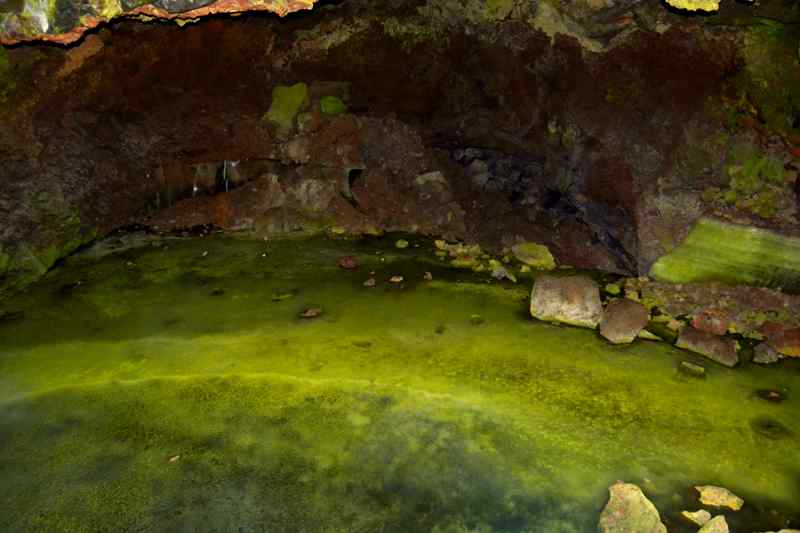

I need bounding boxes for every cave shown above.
[1,0,800,531]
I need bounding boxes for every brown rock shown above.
[753,343,782,365]
[694,485,744,511]
[299,308,322,319]
[600,299,650,344]
[691,307,731,336]
[676,327,739,367]
[363,278,376,288]
[761,322,800,358]
[337,256,359,270]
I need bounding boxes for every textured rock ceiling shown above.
[0,0,749,45]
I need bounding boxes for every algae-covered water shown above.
[0,233,798,532]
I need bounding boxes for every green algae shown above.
[649,217,800,291]
[266,83,309,134]
[0,233,798,531]
[320,95,346,116]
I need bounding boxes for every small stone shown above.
[598,482,667,533]
[681,509,711,526]
[470,314,485,325]
[434,239,447,250]
[530,275,603,328]
[423,271,433,281]
[695,485,744,511]
[698,515,729,533]
[491,266,517,282]
[168,455,181,463]
[337,256,359,270]
[600,299,650,344]
[755,389,784,403]
[363,278,376,288]
[395,239,409,249]
[676,327,739,367]
[299,308,322,319]
[389,275,404,284]
[511,242,556,270]
[753,343,782,364]
[679,361,706,378]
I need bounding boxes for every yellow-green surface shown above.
[0,234,798,532]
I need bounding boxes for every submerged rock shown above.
[337,256,359,270]
[511,242,556,270]
[299,307,322,319]
[695,485,744,510]
[676,327,739,367]
[530,275,603,328]
[598,482,667,533]
[600,299,650,344]
[395,239,409,249]
[679,361,706,378]
[753,343,782,364]
[681,509,712,526]
[698,515,729,533]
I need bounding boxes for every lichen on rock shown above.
[266,83,309,134]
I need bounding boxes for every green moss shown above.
[484,0,513,20]
[382,17,443,50]
[705,147,784,219]
[649,217,800,290]
[511,242,556,270]
[0,234,798,530]
[739,20,800,136]
[320,95,346,116]
[265,83,309,133]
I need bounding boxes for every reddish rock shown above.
[676,327,739,367]
[691,307,731,336]
[761,322,800,358]
[337,256,359,270]
[600,299,650,344]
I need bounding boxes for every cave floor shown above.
[0,233,798,532]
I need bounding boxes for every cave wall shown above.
[1,0,799,292]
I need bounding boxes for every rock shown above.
[676,327,739,367]
[530,275,603,328]
[363,278,376,287]
[598,482,667,533]
[389,275,404,284]
[698,515,729,533]
[299,307,322,319]
[600,299,650,344]
[681,509,711,526]
[605,282,622,295]
[491,265,517,282]
[395,239,409,249]
[695,485,744,511]
[679,361,706,378]
[753,343,782,364]
[423,271,433,281]
[761,323,800,357]
[692,307,731,336]
[337,256,359,270]
[511,242,556,270]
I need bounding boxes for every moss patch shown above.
[649,217,800,291]
[320,95,346,116]
[265,83,309,133]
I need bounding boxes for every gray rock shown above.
[598,482,667,533]
[530,275,603,328]
[600,299,650,344]
[698,515,729,533]
[753,343,782,365]
[676,327,739,367]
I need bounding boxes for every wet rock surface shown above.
[676,327,739,367]
[530,275,603,328]
[695,485,744,511]
[598,482,667,533]
[699,515,730,533]
[600,298,650,344]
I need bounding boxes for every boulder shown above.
[695,485,744,510]
[698,515,729,533]
[681,509,711,526]
[676,327,739,367]
[600,299,650,344]
[761,323,800,358]
[530,275,603,328]
[598,482,667,533]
